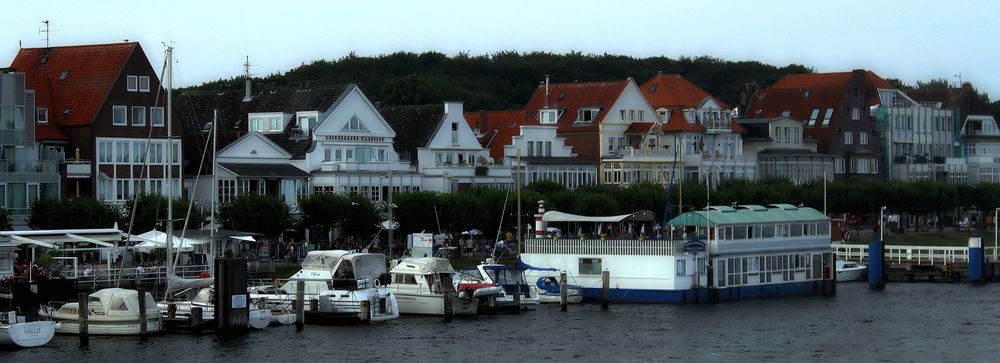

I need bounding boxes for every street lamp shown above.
[879,206,887,242]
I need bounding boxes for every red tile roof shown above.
[9,42,137,127]
[625,122,656,134]
[746,70,892,150]
[35,123,68,140]
[522,80,629,132]
[660,108,706,133]
[640,73,730,109]
[464,110,530,161]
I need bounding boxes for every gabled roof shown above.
[217,131,293,159]
[378,104,444,161]
[660,108,705,133]
[9,42,139,127]
[464,110,528,161]
[522,80,629,131]
[624,122,656,134]
[641,73,730,109]
[35,123,68,141]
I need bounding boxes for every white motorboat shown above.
[159,287,272,330]
[0,311,58,348]
[534,276,584,304]
[456,259,539,310]
[837,260,867,282]
[44,288,162,335]
[249,250,399,322]
[388,257,478,316]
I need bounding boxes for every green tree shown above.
[218,194,290,238]
[28,198,123,230]
[123,193,206,233]
[297,192,350,235]
[340,193,382,241]
[393,191,444,236]
[0,208,11,231]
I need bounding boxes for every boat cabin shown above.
[56,288,158,319]
[285,250,389,293]
[460,264,530,298]
[388,257,456,295]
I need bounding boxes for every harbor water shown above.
[4,283,1000,362]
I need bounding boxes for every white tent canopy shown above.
[541,210,656,223]
[129,230,208,252]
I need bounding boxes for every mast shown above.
[165,46,174,276]
[516,149,522,256]
[210,109,217,275]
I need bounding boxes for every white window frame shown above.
[539,109,558,124]
[821,108,833,127]
[131,106,146,126]
[138,76,150,92]
[844,131,853,145]
[860,132,869,145]
[808,109,820,126]
[151,107,164,127]
[37,108,48,124]
[113,105,127,126]
[852,107,860,120]
[126,75,138,92]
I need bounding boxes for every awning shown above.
[218,163,311,178]
[231,236,256,242]
[541,210,656,223]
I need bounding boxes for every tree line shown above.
[10,177,999,239]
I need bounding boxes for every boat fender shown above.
[464,287,474,301]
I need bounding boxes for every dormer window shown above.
[657,108,671,122]
[58,70,70,81]
[249,113,284,133]
[37,108,48,124]
[577,108,599,124]
[807,109,820,126]
[539,109,558,124]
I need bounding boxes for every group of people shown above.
[11,258,47,282]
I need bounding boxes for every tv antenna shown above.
[39,19,57,48]
[243,55,253,79]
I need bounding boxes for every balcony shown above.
[0,160,59,173]
[65,160,92,178]
[609,147,673,159]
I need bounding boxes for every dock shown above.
[834,244,1000,282]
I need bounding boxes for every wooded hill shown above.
[186,51,812,112]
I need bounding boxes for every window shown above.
[98,141,112,163]
[138,76,150,92]
[577,108,598,123]
[58,70,70,81]
[676,259,687,276]
[807,109,820,126]
[860,132,869,145]
[607,137,615,151]
[131,106,146,126]
[835,158,845,174]
[151,107,164,127]
[629,110,636,121]
[113,106,127,125]
[844,131,853,145]
[126,75,138,92]
[821,108,833,127]
[249,117,264,132]
[539,109,558,124]
[133,141,146,163]
[579,258,602,275]
[324,148,332,162]
[451,122,459,144]
[527,141,534,157]
[269,116,281,132]
[792,128,799,143]
[852,107,860,120]
[37,108,48,124]
[335,149,342,161]
[783,127,790,143]
[343,115,368,131]
[638,110,644,120]
[545,141,552,156]
[115,141,130,163]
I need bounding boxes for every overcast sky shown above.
[5,0,998,99]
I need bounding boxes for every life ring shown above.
[373,278,381,287]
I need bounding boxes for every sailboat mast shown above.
[165,46,174,275]
[210,109,217,275]
[516,149,522,256]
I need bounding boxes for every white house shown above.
[502,125,597,188]
[739,116,833,184]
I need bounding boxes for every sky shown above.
[4,0,999,100]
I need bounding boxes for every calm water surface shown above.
[4,283,1000,362]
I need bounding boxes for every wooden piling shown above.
[512,284,521,314]
[601,270,610,310]
[309,298,318,312]
[442,273,454,319]
[167,303,177,319]
[191,306,203,330]
[559,272,568,312]
[295,280,305,331]
[359,300,371,322]
[137,287,148,341]
[78,292,89,349]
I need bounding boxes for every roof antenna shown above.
[243,55,254,102]
[39,19,52,48]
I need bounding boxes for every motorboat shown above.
[44,288,161,335]
[457,259,539,310]
[0,311,58,348]
[534,276,584,304]
[387,257,478,316]
[158,287,273,330]
[249,250,399,322]
[837,260,867,282]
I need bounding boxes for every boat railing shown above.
[832,244,995,264]
[72,264,212,288]
[523,238,679,256]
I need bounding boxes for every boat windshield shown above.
[301,254,339,270]
[485,268,526,286]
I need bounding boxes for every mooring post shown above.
[78,292,89,349]
[442,273,454,319]
[191,306,204,330]
[167,303,177,319]
[309,298,318,312]
[359,300,371,322]
[601,270,610,310]
[137,287,148,341]
[559,272,568,312]
[295,280,305,331]
[969,232,984,283]
[868,239,885,290]
[512,284,521,314]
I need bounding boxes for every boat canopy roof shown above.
[667,204,828,227]
[87,288,155,316]
[390,257,454,275]
[542,210,655,223]
[291,250,387,281]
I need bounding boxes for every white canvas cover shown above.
[541,210,655,223]
[130,230,207,252]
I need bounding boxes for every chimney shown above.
[242,55,253,102]
[444,101,463,115]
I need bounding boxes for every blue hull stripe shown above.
[580,280,832,304]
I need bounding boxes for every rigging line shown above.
[491,187,511,262]
[173,122,214,270]
[116,57,169,288]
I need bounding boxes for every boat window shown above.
[392,274,417,284]
[334,261,355,279]
[761,225,775,238]
[579,258,602,275]
[111,297,129,311]
[676,259,686,276]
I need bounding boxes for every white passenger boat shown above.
[520,203,837,303]
[0,311,58,348]
[836,260,867,282]
[44,288,162,335]
[249,250,398,322]
[388,257,478,316]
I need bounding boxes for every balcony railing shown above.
[0,160,59,173]
[610,147,673,158]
